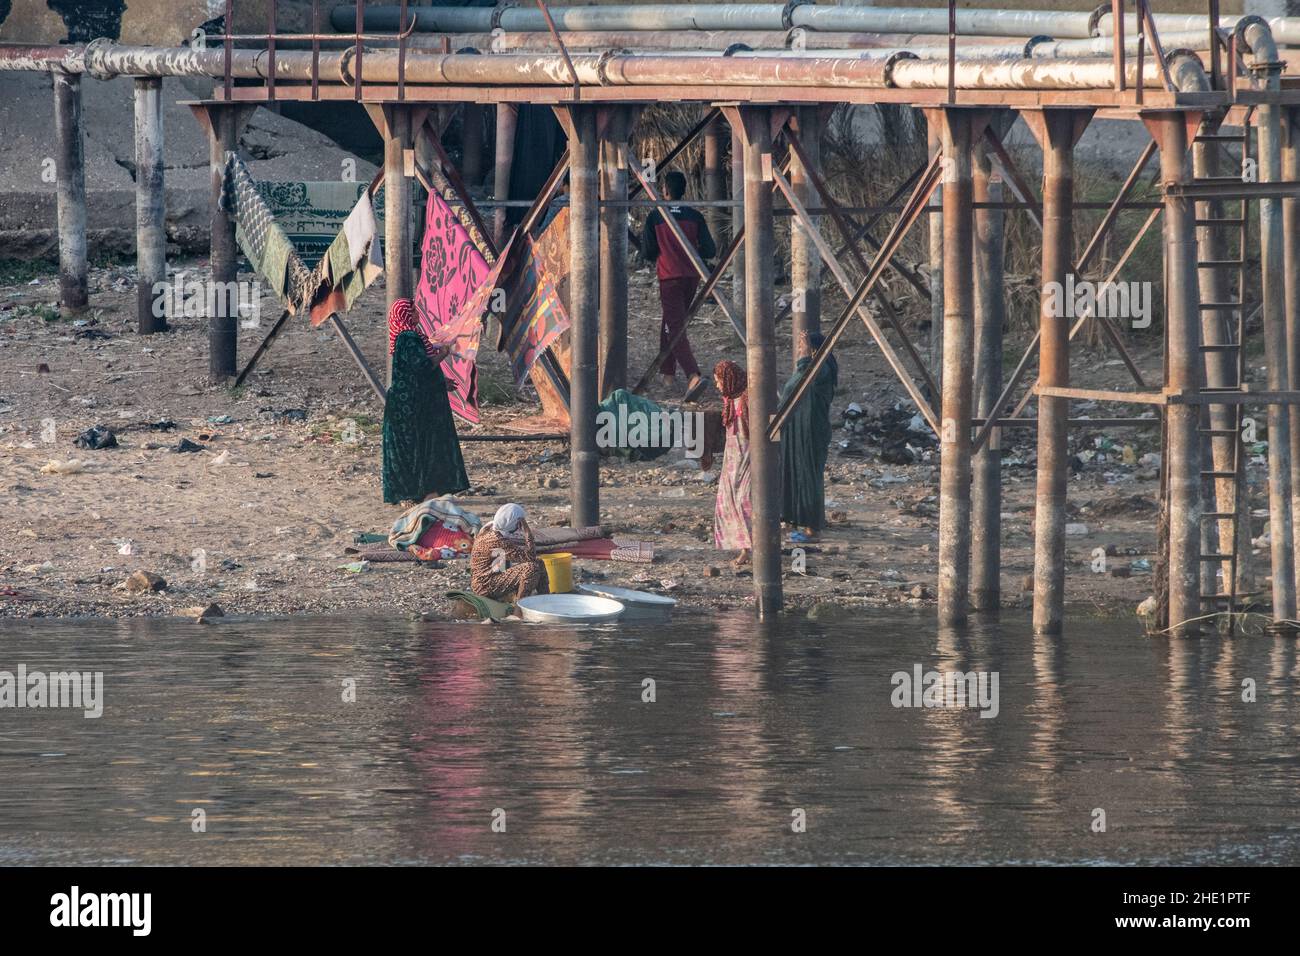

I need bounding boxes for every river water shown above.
[1,611,1297,865]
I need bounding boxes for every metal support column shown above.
[384,106,413,385]
[135,77,166,334]
[971,117,1006,613]
[1027,109,1086,635]
[53,71,87,314]
[740,106,783,618]
[599,108,634,397]
[790,106,823,364]
[1150,112,1205,636]
[207,105,239,382]
[569,105,602,528]
[934,108,976,626]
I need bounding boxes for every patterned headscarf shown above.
[714,360,748,432]
[388,299,423,355]
[492,503,527,543]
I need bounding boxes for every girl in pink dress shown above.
[712,360,753,567]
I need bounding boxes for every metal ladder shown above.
[1192,115,1252,626]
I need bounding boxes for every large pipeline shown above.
[333,4,1300,45]
[0,42,1188,91]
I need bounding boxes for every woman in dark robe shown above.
[383,299,470,505]
[779,331,838,537]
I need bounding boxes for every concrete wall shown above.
[0,71,378,260]
[0,0,222,45]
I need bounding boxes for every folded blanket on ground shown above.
[389,496,482,550]
[531,525,604,547]
[536,537,654,563]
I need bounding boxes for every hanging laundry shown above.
[221,153,318,313]
[309,187,384,327]
[245,180,371,268]
[496,232,571,387]
[414,189,493,423]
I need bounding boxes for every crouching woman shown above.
[469,504,549,603]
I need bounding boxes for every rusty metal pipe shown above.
[0,45,1181,91]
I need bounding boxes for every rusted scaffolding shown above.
[7,1,1300,635]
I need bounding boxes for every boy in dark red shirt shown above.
[642,171,716,400]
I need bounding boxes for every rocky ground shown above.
[1,251,1242,624]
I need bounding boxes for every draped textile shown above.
[778,355,838,531]
[414,190,491,424]
[221,153,318,313]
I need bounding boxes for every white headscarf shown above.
[492,503,527,542]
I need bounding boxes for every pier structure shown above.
[8,1,1300,634]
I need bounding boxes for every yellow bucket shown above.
[540,552,574,594]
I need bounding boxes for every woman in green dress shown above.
[383,299,470,505]
[779,331,838,538]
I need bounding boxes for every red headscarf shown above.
[388,299,422,355]
[714,360,748,435]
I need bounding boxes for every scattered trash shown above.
[210,450,232,466]
[173,438,205,453]
[207,415,235,425]
[74,425,118,450]
[337,561,369,573]
[278,408,307,423]
[1065,523,1089,536]
[116,540,133,556]
[1130,558,1153,573]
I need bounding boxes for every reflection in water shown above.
[0,611,1297,865]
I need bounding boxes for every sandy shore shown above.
[0,256,1184,622]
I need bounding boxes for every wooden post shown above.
[135,78,166,334]
[569,105,601,528]
[53,72,87,313]
[741,106,783,618]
